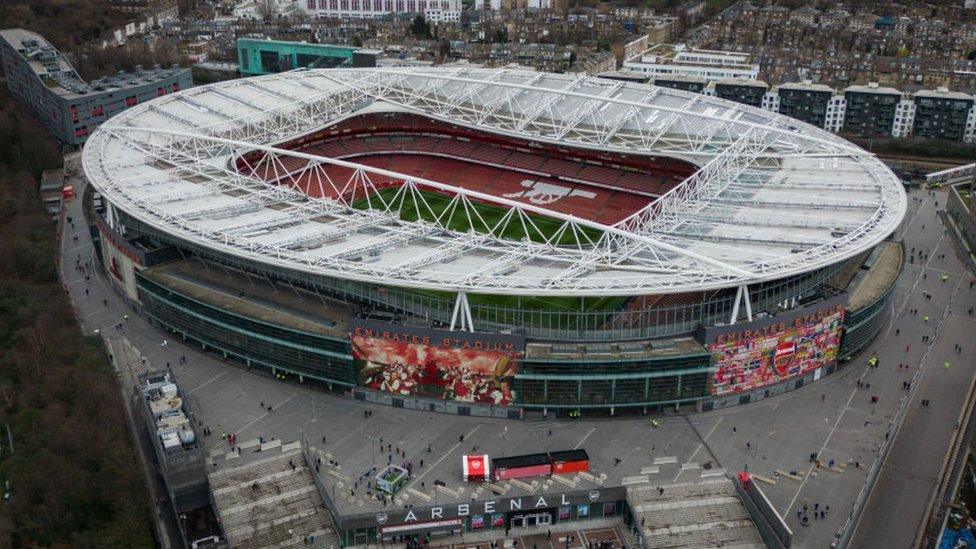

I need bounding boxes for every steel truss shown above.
[82,67,907,297]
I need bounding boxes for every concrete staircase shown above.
[209,449,340,548]
[628,477,763,549]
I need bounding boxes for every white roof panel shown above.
[83,67,907,296]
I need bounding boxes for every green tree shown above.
[410,15,432,39]
[0,53,153,549]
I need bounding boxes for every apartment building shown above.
[0,28,191,146]
[842,83,903,138]
[712,79,767,108]
[776,82,834,128]
[600,71,976,143]
[622,43,760,82]
[912,88,975,142]
[303,0,462,20]
[652,74,707,93]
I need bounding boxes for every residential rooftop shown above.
[1,27,185,98]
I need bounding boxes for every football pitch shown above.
[351,187,630,316]
[351,186,605,247]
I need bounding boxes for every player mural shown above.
[350,319,525,406]
[703,295,848,396]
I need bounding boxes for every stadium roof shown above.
[83,67,906,296]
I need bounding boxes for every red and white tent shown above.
[462,454,490,482]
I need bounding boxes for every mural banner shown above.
[702,294,848,395]
[350,319,525,406]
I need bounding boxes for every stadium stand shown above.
[606,291,724,330]
[628,477,764,549]
[209,448,340,548]
[238,113,695,224]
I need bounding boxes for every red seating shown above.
[605,291,715,330]
[578,164,622,186]
[244,113,702,224]
[591,192,650,225]
[507,151,546,171]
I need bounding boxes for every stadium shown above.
[82,67,907,414]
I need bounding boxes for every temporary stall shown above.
[492,453,552,481]
[550,449,590,475]
[462,454,491,482]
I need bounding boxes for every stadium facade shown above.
[82,67,907,415]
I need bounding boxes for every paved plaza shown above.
[60,178,976,548]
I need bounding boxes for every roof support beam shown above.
[553,81,625,140]
[108,124,755,279]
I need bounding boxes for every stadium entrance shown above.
[509,510,554,528]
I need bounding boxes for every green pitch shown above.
[351,187,631,319]
[351,186,605,246]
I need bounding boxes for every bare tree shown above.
[256,0,279,20]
